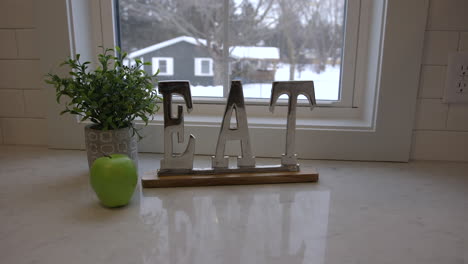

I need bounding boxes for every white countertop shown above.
[1,146,467,264]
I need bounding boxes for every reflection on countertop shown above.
[140,185,329,264]
[0,146,467,264]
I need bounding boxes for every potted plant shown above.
[46,47,161,168]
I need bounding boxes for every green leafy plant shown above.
[46,47,161,139]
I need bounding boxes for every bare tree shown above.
[306,0,345,72]
[273,0,345,78]
[119,0,345,83]
[274,0,305,80]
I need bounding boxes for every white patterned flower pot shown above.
[84,124,138,169]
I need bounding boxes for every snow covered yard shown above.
[191,64,341,100]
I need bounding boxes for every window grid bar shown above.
[222,0,230,97]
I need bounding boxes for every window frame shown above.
[41,0,427,162]
[156,0,363,115]
[152,57,174,76]
[194,57,214,76]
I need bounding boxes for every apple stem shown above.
[103,153,112,158]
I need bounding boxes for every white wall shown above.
[0,0,47,145]
[411,0,468,161]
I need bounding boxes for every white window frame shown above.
[194,58,214,76]
[152,57,173,76]
[41,0,428,162]
[151,0,363,120]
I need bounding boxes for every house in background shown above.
[125,36,280,86]
[126,36,213,86]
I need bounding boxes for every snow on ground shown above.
[229,46,280,60]
[192,85,224,97]
[191,64,340,100]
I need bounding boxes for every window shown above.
[152,57,174,76]
[46,0,427,161]
[117,0,352,105]
[195,58,214,76]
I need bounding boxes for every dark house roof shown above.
[128,36,280,60]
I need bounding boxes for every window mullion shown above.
[222,0,230,98]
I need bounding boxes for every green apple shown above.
[90,154,138,208]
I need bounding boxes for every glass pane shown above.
[159,60,167,73]
[118,0,345,100]
[118,0,226,97]
[201,60,210,74]
[230,0,345,100]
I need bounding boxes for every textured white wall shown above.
[0,0,47,145]
[411,0,468,161]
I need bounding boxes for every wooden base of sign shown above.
[141,168,319,188]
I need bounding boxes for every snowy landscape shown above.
[191,64,340,101]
